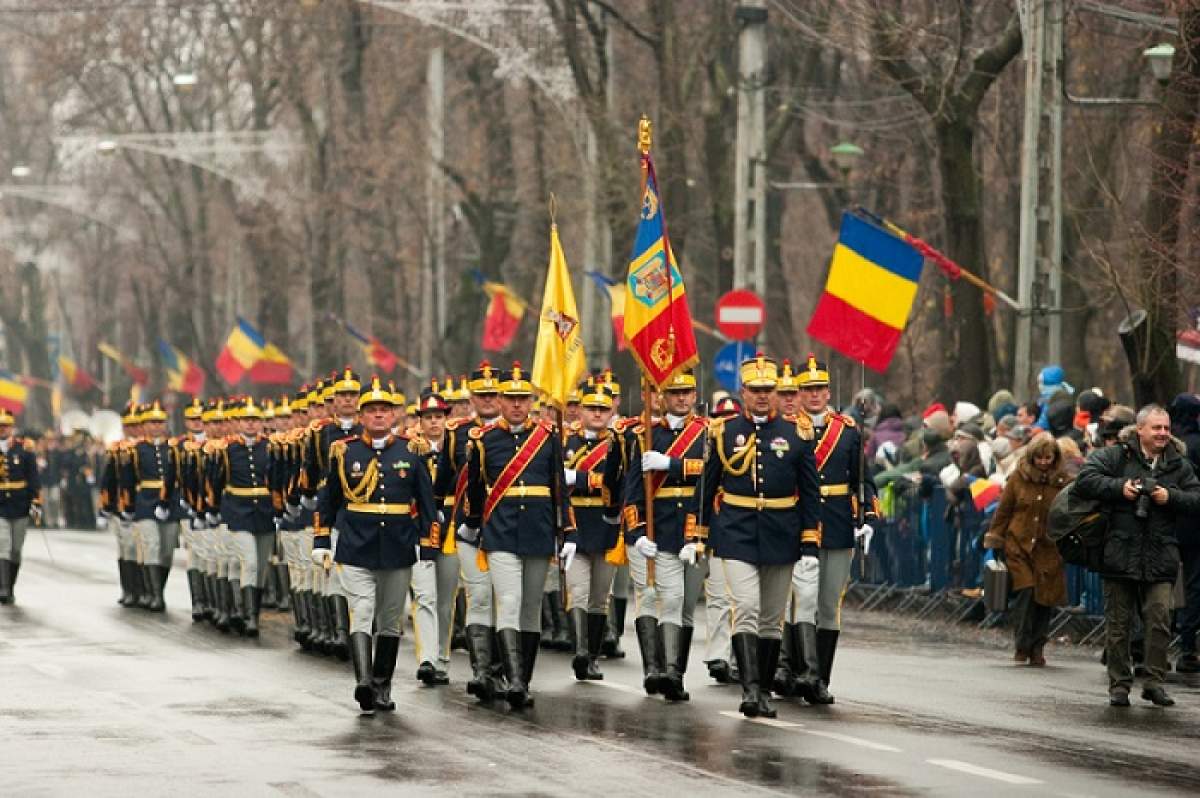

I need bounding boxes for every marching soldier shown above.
[602,370,632,660]
[409,383,457,686]
[113,404,149,608]
[623,370,708,702]
[561,379,622,680]
[313,377,439,713]
[435,360,504,702]
[100,403,139,608]
[176,398,211,621]
[786,355,877,704]
[276,391,313,646]
[207,399,276,637]
[120,400,176,612]
[197,401,230,628]
[0,408,42,605]
[693,355,821,719]
[461,363,572,710]
[703,395,741,684]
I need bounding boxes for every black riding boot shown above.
[242,585,261,637]
[187,570,205,621]
[774,622,798,697]
[757,637,781,718]
[309,593,330,653]
[548,592,572,651]
[678,625,694,683]
[350,632,375,712]
[451,591,467,651]
[117,560,135,607]
[799,623,832,704]
[498,628,527,711]
[660,623,690,701]
[261,563,278,610]
[293,590,311,645]
[520,630,541,708]
[229,579,246,634]
[214,578,231,632]
[0,559,12,605]
[570,608,590,681]
[331,595,352,661]
[635,616,663,695]
[539,594,555,649]
[205,575,219,622]
[603,597,627,658]
[814,628,839,704]
[465,624,495,702]
[733,632,763,718]
[373,635,400,711]
[146,565,167,612]
[275,564,291,612]
[585,612,607,680]
[136,565,153,609]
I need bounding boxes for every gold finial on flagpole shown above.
[637,115,653,155]
[548,192,558,227]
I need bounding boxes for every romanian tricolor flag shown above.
[249,343,294,385]
[806,211,923,372]
[473,271,527,353]
[343,322,399,374]
[967,475,1002,512]
[586,271,627,351]
[158,340,206,395]
[215,317,266,384]
[98,342,149,385]
[58,355,97,393]
[622,152,698,389]
[0,369,28,414]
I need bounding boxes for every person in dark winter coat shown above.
[1169,393,1200,673]
[866,404,907,463]
[1073,405,1200,707]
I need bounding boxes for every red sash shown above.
[648,418,706,497]
[813,415,846,472]
[573,439,610,475]
[482,423,552,523]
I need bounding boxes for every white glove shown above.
[179,498,191,513]
[679,541,699,565]
[299,494,318,511]
[602,514,621,526]
[311,547,333,567]
[795,555,820,605]
[285,501,301,517]
[855,523,875,556]
[119,511,134,524]
[205,511,221,527]
[153,504,170,522]
[634,536,658,559]
[563,468,578,487]
[415,545,433,568]
[457,523,479,544]
[437,510,446,525]
[96,514,108,530]
[190,516,206,531]
[559,541,577,571]
[641,451,671,472]
[29,504,43,525]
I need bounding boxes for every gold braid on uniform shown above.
[716,427,756,478]
[334,440,380,503]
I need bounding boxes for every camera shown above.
[1134,477,1159,519]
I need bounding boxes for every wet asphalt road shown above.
[2,531,1199,797]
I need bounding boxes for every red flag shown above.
[481,284,526,352]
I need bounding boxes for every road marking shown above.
[718,710,803,728]
[926,759,1044,785]
[802,729,901,752]
[579,679,646,696]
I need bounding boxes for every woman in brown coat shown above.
[983,434,1070,665]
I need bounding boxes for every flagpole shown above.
[636,116,657,589]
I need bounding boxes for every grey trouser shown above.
[411,552,460,668]
[116,519,136,561]
[611,563,630,599]
[816,548,854,631]
[1011,587,1053,653]
[215,524,236,580]
[704,554,734,663]
[722,559,793,640]
[627,544,686,625]
[197,524,219,575]
[488,552,550,632]
[0,517,28,562]
[280,528,312,590]
[565,552,615,613]
[544,563,561,594]
[458,540,494,626]
[229,531,274,588]
[788,556,821,625]
[340,564,413,636]
[159,521,179,569]
[682,556,706,627]
[1104,579,1172,691]
[132,519,161,565]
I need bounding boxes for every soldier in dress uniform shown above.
[313,377,439,713]
[409,383,457,686]
[207,398,276,637]
[120,400,177,612]
[702,395,741,685]
[176,398,210,621]
[436,360,504,702]
[461,363,572,710]
[602,370,632,660]
[561,379,622,680]
[275,392,312,646]
[446,377,472,421]
[195,400,229,627]
[0,408,42,605]
[101,403,140,608]
[623,370,708,702]
[785,355,877,704]
[693,355,821,719]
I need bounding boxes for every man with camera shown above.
[1074,404,1200,707]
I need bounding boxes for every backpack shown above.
[1047,479,1108,571]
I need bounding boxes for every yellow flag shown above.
[531,224,586,410]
